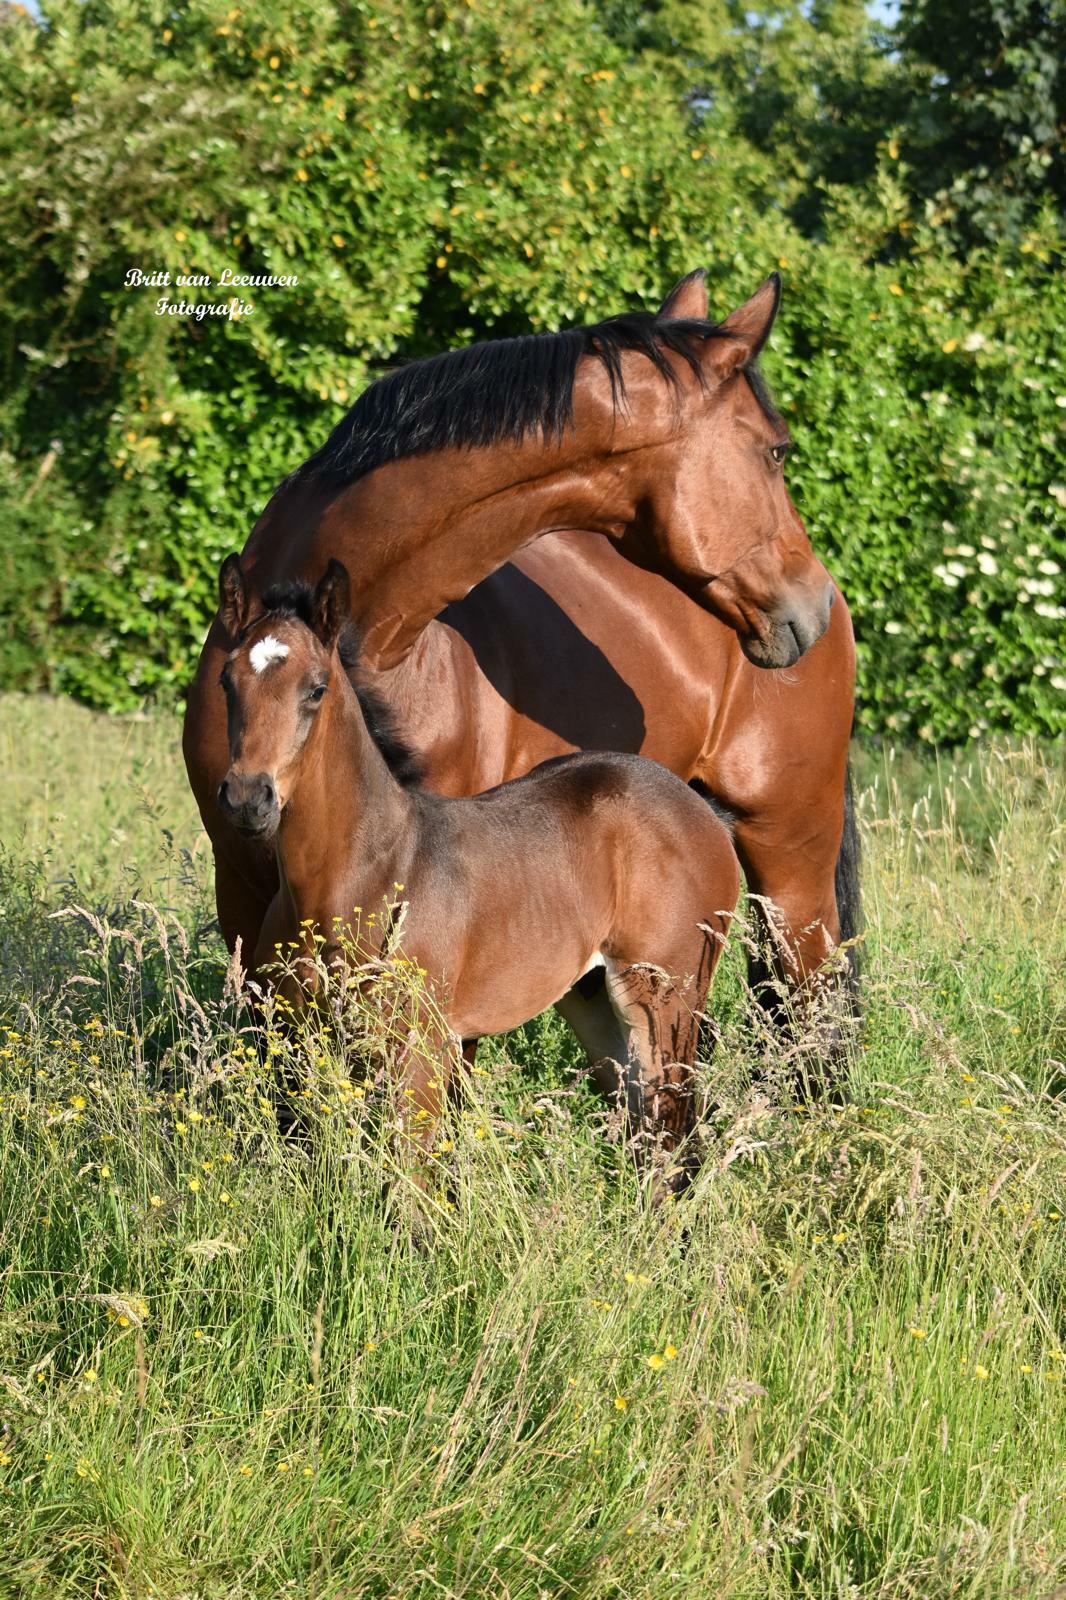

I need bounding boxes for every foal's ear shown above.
[311,559,351,650]
[658,268,708,321]
[218,554,250,639]
[704,273,782,379]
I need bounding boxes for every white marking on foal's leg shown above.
[249,635,289,674]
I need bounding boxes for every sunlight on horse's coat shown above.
[249,635,289,674]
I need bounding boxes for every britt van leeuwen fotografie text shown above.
[123,265,300,322]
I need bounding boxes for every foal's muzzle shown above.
[217,771,280,838]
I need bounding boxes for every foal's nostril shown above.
[259,778,276,811]
[217,778,231,813]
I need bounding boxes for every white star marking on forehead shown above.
[249,635,290,674]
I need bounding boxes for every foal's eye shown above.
[769,442,790,467]
[307,684,327,706]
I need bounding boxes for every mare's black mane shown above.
[294,311,768,489]
[259,580,424,788]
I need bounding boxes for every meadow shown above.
[0,692,1064,1599]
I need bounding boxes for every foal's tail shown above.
[835,757,862,992]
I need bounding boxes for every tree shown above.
[894,0,1066,244]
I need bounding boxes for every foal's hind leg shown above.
[556,963,702,1199]
[603,961,702,1196]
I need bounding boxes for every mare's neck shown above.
[243,356,673,672]
[276,678,416,936]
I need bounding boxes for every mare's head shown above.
[624,271,834,668]
[215,557,350,839]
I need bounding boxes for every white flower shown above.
[1048,486,1066,508]
[962,331,986,351]
[934,564,960,588]
[977,553,999,576]
[1056,396,1066,408]
[1050,674,1066,691]
[1035,602,1065,619]
[884,620,902,634]
[1038,559,1061,576]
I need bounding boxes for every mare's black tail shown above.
[835,758,862,996]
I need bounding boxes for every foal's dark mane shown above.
[295,311,781,489]
[259,581,424,787]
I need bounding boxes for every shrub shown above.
[0,0,1062,737]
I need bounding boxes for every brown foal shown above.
[217,556,740,1189]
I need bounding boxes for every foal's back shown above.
[403,751,740,1040]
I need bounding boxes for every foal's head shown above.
[215,557,350,839]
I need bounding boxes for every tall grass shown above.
[0,700,1063,1598]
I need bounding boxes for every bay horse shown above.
[217,556,740,1191]
[184,270,858,1059]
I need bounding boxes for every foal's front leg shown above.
[391,1015,461,1205]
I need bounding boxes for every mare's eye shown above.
[769,443,790,467]
[307,683,327,706]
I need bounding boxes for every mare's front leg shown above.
[702,598,858,1088]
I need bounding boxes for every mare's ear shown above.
[218,554,249,639]
[703,273,781,380]
[658,268,708,321]
[311,559,351,650]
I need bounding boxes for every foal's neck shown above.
[276,677,415,937]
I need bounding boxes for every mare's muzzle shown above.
[740,582,835,669]
[217,771,280,838]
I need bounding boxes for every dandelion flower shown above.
[188,1178,200,1193]
[276,1460,290,1473]
[647,1354,665,1371]
[614,1395,628,1411]
[149,1194,163,1208]
[909,1328,928,1340]
[99,1166,110,1179]
[664,1344,678,1361]
[239,1463,252,1476]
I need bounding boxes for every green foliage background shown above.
[0,0,1063,739]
